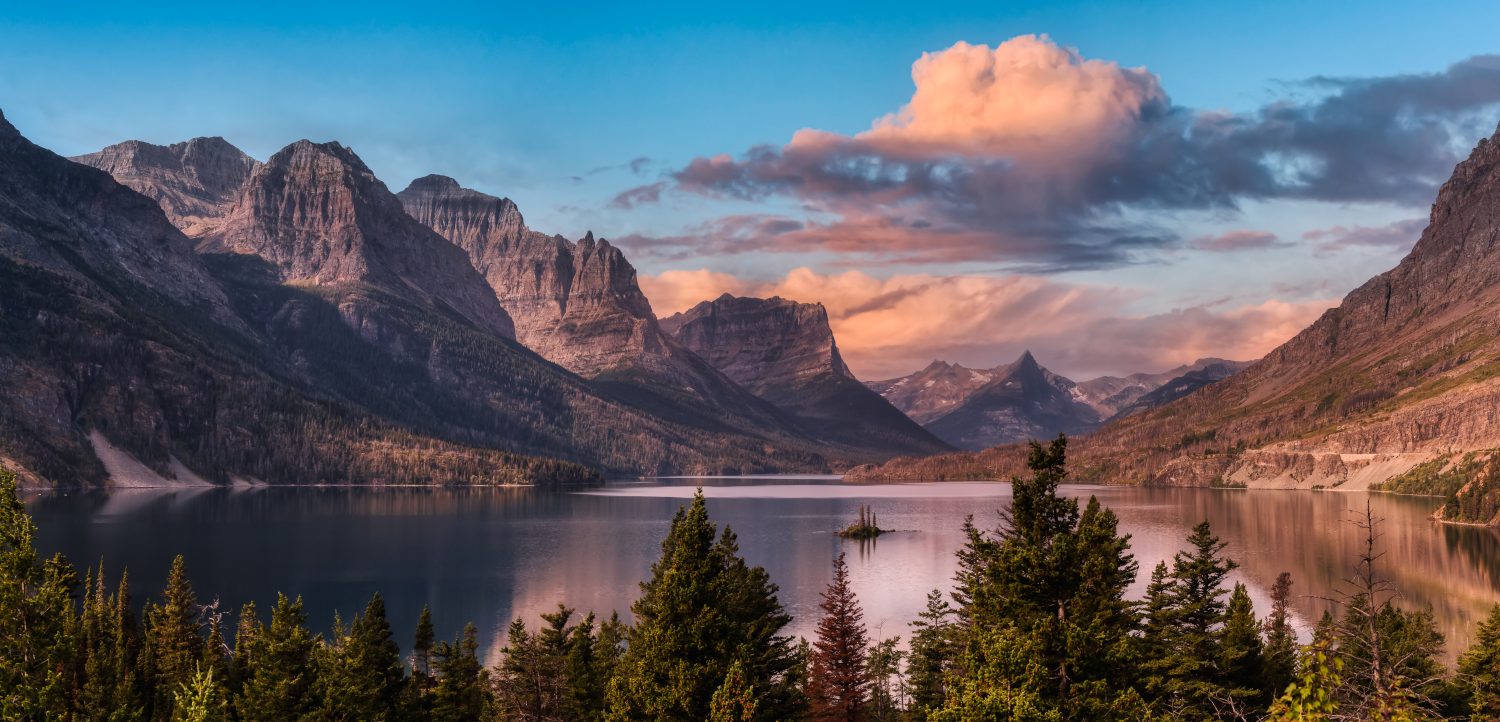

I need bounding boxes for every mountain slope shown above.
[1106,360,1250,419]
[661,294,950,456]
[72,137,258,237]
[866,361,1000,425]
[0,109,601,488]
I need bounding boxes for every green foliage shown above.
[708,660,759,722]
[0,467,78,718]
[168,666,228,722]
[429,623,485,722]
[905,589,959,716]
[945,436,1143,719]
[608,489,802,722]
[1267,642,1342,721]
[1263,572,1299,703]
[235,593,318,720]
[145,555,202,719]
[315,593,405,720]
[1458,603,1500,719]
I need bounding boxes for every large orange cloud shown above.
[642,268,1333,381]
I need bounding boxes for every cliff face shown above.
[72,137,258,237]
[203,143,515,340]
[662,294,950,456]
[397,175,657,374]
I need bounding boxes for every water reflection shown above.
[23,482,1500,665]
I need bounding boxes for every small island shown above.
[837,504,886,539]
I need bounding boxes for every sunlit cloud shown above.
[617,36,1500,270]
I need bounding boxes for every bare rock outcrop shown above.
[73,137,258,236]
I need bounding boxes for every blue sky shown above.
[4,1,1500,378]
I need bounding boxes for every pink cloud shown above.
[1189,230,1284,252]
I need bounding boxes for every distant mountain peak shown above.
[73,135,259,237]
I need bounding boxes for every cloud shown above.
[616,37,1500,270]
[642,267,1332,380]
[1189,230,1285,252]
[1303,217,1427,254]
[609,180,668,209]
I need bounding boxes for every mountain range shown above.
[0,108,955,487]
[868,353,1248,450]
[855,123,1500,524]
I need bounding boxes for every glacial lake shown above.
[23,480,1500,664]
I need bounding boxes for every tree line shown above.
[6,437,1500,720]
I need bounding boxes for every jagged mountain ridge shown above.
[869,354,1249,450]
[73,137,258,237]
[916,352,1102,451]
[661,294,950,456]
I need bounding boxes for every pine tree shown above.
[168,665,227,722]
[0,466,78,719]
[1458,603,1500,718]
[430,623,485,722]
[235,593,317,720]
[1219,582,1266,712]
[495,616,566,720]
[944,436,1141,716]
[146,555,202,719]
[1139,521,1239,720]
[905,589,957,716]
[315,593,405,720]
[228,602,258,696]
[608,489,801,721]
[865,637,904,722]
[1263,572,1298,701]
[808,552,870,721]
[709,660,758,722]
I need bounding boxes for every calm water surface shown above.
[24,480,1500,664]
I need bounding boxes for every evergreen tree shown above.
[865,637,904,722]
[228,602,258,697]
[608,489,801,721]
[1459,603,1500,719]
[145,555,202,719]
[168,665,227,722]
[235,593,318,720]
[905,589,958,717]
[1154,521,1238,719]
[0,467,78,719]
[1268,640,1342,722]
[808,552,870,721]
[406,604,435,714]
[563,611,609,718]
[77,563,147,720]
[429,623,485,722]
[495,616,566,720]
[708,660,758,722]
[944,436,1141,717]
[315,593,405,720]
[1219,583,1266,712]
[1262,572,1298,701]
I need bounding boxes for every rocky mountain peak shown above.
[72,135,259,237]
[203,139,515,339]
[661,295,853,391]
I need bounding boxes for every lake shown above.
[23,480,1500,665]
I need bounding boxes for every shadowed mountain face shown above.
[73,137,258,237]
[0,109,601,488]
[661,294,951,456]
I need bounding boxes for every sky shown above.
[4,1,1500,380]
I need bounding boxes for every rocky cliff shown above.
[201,142,516,340]
[72,137,258,237]
[661,294,950,455]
